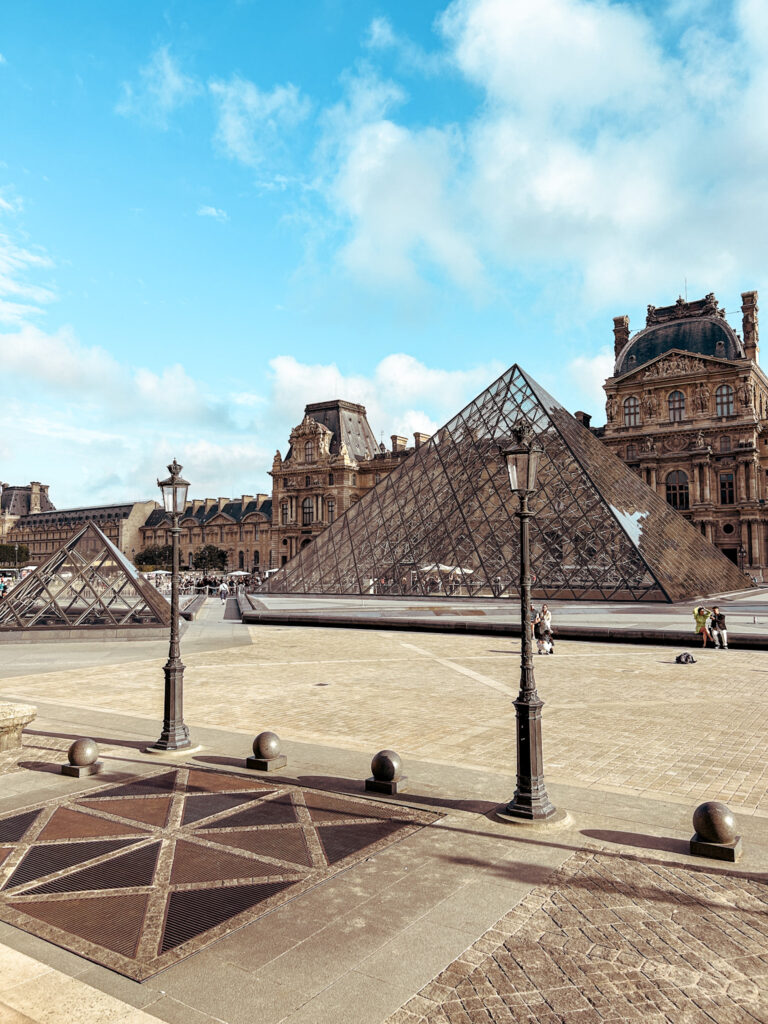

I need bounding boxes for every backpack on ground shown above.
[675,652,697,664]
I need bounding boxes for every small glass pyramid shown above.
[264,365,749,603]
[0,522,171,630]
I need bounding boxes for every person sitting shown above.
[537,628,554,655]
[709,606,728,650]
[692,606,712,647]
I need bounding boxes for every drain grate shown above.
[0,767,438,980]
[161,880,298,953]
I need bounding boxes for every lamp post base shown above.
[496,806,570,829]
[144,743,204,758]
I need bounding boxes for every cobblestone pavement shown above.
[384,849,768,1024]
[3,622,768,814]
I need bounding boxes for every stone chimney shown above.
[241,494,254,509]
[204,498,217,514]
[29,481,41,514]
[574,411,592,429]
[413,432,430,449]
[192,499,204,514]
[742,290,759,363]
[391,435,407,453]
[218,498,229,512]
[613,315,630,359]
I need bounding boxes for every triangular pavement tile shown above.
[38,807,149,842]
[181,793,261,827]
[185,769,275,796]
[317,820,407,865]
[12,891,150,958]
[170,839,279,884]
[262,364,749,602]
[3,839,137,890]
[200,827,313,868]
[25,841,161,895]
[160,880,298,953]
[90,772,177,800]
[302,792,390,824]
[0,809,41,844]
[199,793,297,829]
[78,796,172,829]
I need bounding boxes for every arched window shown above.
[304,441,314,463]
[665,470,689,510]
[668,390,685,422]
[720,435,731,453]
[623,396,639,427]
[302,497,313,526]
[716,384,734,417]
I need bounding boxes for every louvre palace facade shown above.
[601,290,768,577]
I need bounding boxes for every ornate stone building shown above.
[601,290,768,576]
[8,500,157,565]
[0,482,54,543]
[139,495,272,572]
[269,400,428,567]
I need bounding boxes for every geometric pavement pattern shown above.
[264,364,748,602]
[0,767,437,980]
[385,849,768,1023]
[0,521,171,632]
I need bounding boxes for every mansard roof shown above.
[1,486,56,515]
[144,498,271,529]
[289,399,380,462]
[615,293,745,376]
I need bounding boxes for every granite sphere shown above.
[693,801,737,844]
[253,731,281,759]
[371,749,401,782]
[68,738,99,767]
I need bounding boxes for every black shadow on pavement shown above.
[581,828,691,855]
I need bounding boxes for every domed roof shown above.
[615,293,744,376]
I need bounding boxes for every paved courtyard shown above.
[0,598,767,1023]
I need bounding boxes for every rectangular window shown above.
[719,473,735,505]
[327,500,335,523]
[281,503,289,525]
[328,473,334,485]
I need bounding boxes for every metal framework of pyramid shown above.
[264,365,749,603]
[0,522,171,631]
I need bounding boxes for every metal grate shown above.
[25,841,160,895]
[201,827,313,868]
[80,796,172,828]
[181,793,261,827]
[92,772,177,800]
[302,792,398,822]
[4,840,136,890]
[38,808,147,842]
[160,880,298,954]
[170,839,279,885]
[0,809,41,844]
[200,794,296,830]
[185,769,274,795]
[317,821,407,865]
[15,892,150,958]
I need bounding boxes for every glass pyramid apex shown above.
[264,364,750,603]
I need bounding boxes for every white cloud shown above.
[364,16,446,75]
[116,46,201,127]
[566,349,615,415]
[266,352,503,446]
[197,205,229,222]
[0,232,55,325]
[209,76,310,166]
[0,54,6,65]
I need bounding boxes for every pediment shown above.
[612,349,734,384]
[206,512,236,525]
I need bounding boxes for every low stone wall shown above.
[0,702,36,751]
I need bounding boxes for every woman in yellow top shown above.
[692,606,712,647]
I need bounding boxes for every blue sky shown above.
[1,0,765,506]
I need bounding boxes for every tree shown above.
[193,545,227,571]
[0,543,29,566]
[135,545,173,570]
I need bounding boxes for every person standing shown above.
[219,581,229,604]
[710,606,728,649]
[693,606,712,647]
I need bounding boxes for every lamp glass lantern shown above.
[501,429,542,494]
[158,460,189,515]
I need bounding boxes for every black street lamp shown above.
[498,420,557,822]
[148,459,192,752]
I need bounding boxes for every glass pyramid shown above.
[0,522,172,630]
[264,365,749,603]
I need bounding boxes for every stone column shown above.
[613,315,630,359]
[742,291,759,363]
[741,519,750,565]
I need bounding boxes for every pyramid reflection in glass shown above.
[264,364,748,602]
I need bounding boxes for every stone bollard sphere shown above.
[371,749,401,783]
[693,801,737,844]
[253,731,281,760]
[68,738,99,767]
